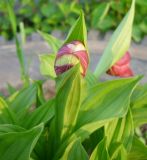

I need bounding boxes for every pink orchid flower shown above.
[107,51,134,77]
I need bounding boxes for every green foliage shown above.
[128,136,147,160]
[0,97,16,124]
[8,83,37,114]
[91,2,111,31]
[1,0,147,42]
[1,1,147,160]
[90,138,110,160]
[55,65,82,143]
[0,124,43,160]
[60,139,89,160]
[0,0,81,39]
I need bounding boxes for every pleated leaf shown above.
[54,76,141,159]
[105,109,134,152]
[0,124,25,134]
[132,106,147,127]
[109,142,122,159]
[8,84,37,113]
[55,65,82,143]
[76,76,141,129]
[127,136,147,160]
[131,84,147,108]
[0,124,43,160]
[0,97,16,124]
[20,98,55,128]
[90,137,110,160]
[60,139,88,160]
[130,84,147,126]
[116,145,127,160]
[85,70,98,88]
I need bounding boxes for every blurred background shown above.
[0,0,147,42]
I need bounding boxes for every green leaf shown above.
[94,0,135,78]
[39,54,56,78]
[55,65,82,143]
[76,76,140,129]
[105,110,134,152]
[116,145,127,160]
[128,136,147,160]
[64,11,88,54]
[41,3,57,17]
[140,21,147,34]
[57,2,70,16]
[83,127,104,155]
[20,98,55,128]
[109,142,122,159]
[54,76,141,159]
[85,70,98,88]
[132,25,143,42]
[6,0,16,34]
[8,84,37,114]
[0,124,25,134]
[0,124,43,160]
[6,0,29,85]
[97,16,114,32]
[136,0,147,6]
[19,22,26,46]
[35,80,46,106]
[32,130,49,160]
[110,1,126,14]
[38,31,62,53]
[92,2,110,28]
[131,84,147,126]
[131,84,147,108]
[132,106,147,127]
[60,139,88,160]
[90,137,110,160]
[0,97,16,124]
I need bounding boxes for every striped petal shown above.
[54,41,89,76]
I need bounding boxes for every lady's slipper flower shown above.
[54,41,89,76]
[107,51,134,77]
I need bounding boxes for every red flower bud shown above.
[54,41,89,76]
[107,51,134,77]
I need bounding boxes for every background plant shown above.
[0,0,147,42]
[0,0,147,160]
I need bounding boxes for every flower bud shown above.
[107,51,134,77]
[54,41,89,76]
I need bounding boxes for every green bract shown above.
[0,0,147,160]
